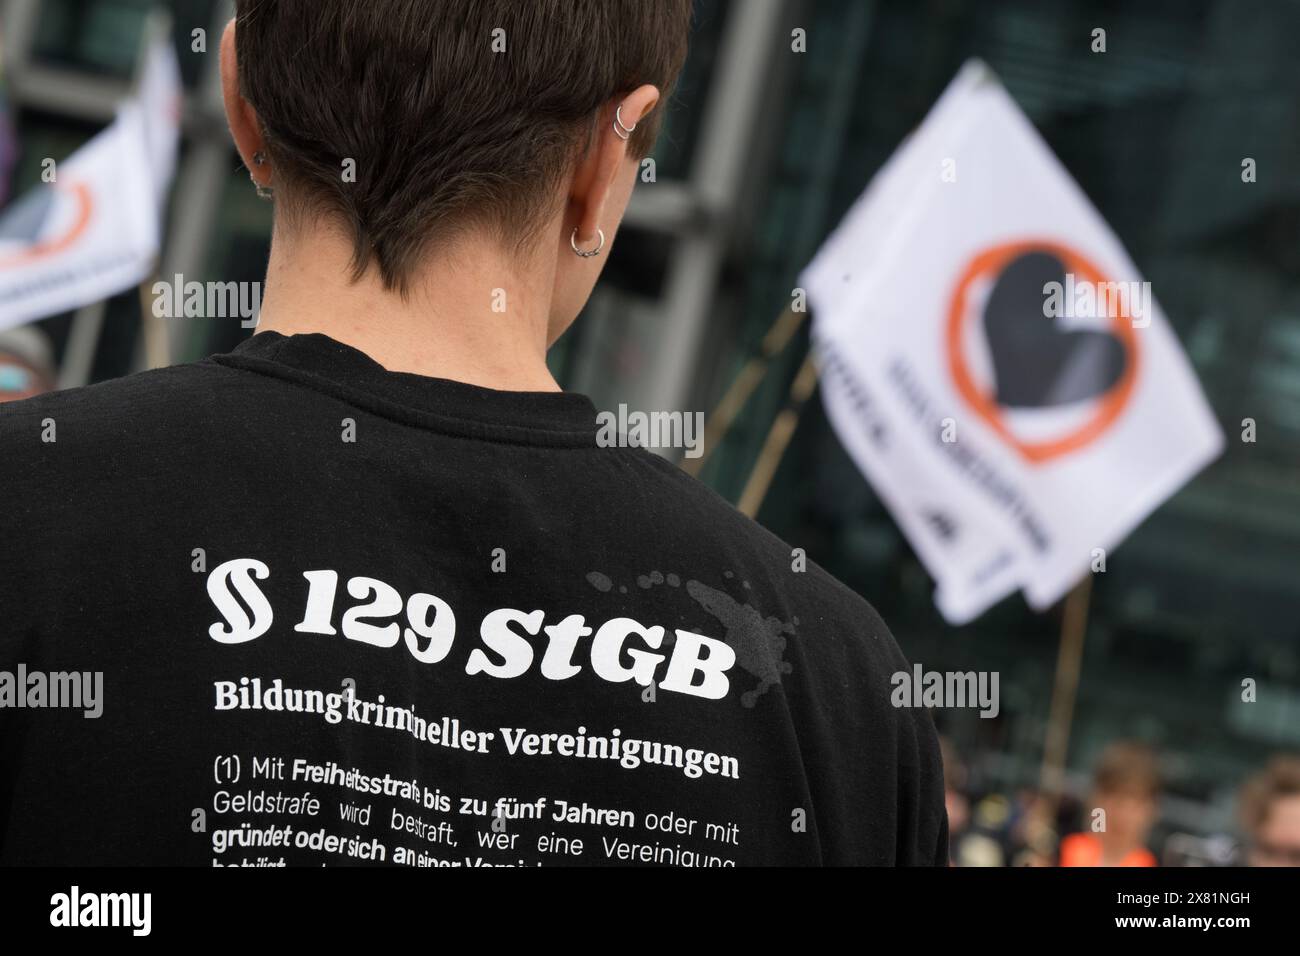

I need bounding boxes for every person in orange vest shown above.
[1060,741,1160,867]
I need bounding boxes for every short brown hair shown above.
[1092,741,1160,799]
[235,0,693,292]
[1239,755,1300,834]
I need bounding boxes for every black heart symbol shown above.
[982,251,1127,408]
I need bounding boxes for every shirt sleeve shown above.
[899,705,950,866]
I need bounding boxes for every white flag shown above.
[137,29,183,208]
[804,61,1223,624]
[0,35,180,330]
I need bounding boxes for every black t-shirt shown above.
[0,331,946,866]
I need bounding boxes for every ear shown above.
[568,84,660,246]
[219,18,270,186]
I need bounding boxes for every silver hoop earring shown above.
[613,105,636,141]
[571,227,605,258]
[250,152,273,200]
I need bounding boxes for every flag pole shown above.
[131,10,174,372]
[1038,573,1094,825]
[137,267,168,369]
[682,306,809,478]
[736,351,819,518]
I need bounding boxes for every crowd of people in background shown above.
[943,736,1300,867]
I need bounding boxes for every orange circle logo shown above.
[0,180,95,270]
[946,239,1140,463]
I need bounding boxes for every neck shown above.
[254,222,563,392]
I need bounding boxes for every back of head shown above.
[1239,755,1300,865]
[234,0,693,293]
[1093,740,1161,799]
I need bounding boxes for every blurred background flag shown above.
[136,18,182,209]
[0,29,179,332]
[804,60,1224,624]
